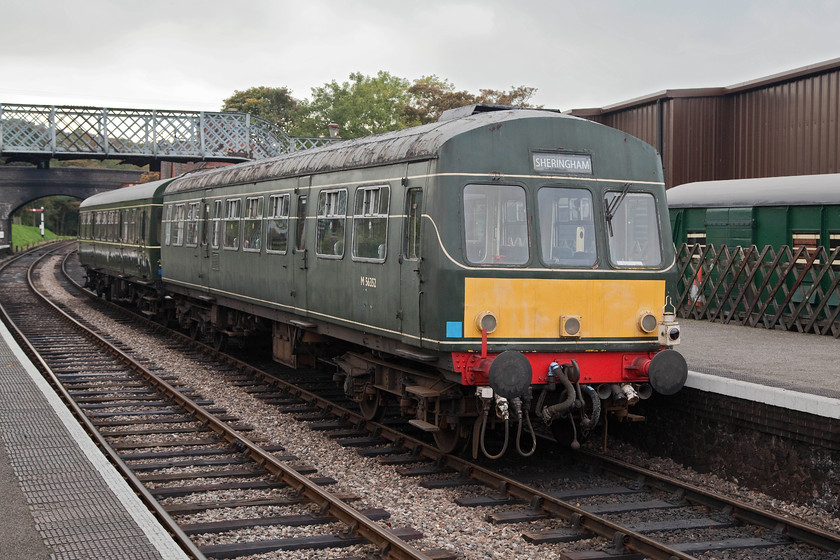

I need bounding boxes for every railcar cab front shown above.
[437,125,686,457]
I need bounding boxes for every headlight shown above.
[638,311,658,333]
[475,310,498,333]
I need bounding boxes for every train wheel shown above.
[358,385,384,421]
[213,332,227,351]
[434,422,467,454]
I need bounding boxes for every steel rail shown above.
[23,245,432,560]
[0,243,207,560]
[62,249,840,559]
[56,251,433,560]
[79,296,695,559]
[579,450,840,554]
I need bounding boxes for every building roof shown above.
[666,173,840,208]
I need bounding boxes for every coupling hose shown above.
[540,365,576,422]
[479,399,509,459]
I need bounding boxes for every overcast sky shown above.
[2,0,838,114]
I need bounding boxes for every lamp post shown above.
[328,122,340,139]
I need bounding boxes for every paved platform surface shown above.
[676,319,840,419]
[0,320,189,560]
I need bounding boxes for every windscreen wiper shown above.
[605,183,631,237]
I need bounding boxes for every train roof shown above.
[666,173,840,208]
[164,107,584,194]
[79,177,173,209]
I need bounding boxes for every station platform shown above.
[0,319,189,559]
[676,318,840,419]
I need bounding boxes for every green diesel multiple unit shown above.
[668,173,840,253]
[79,106,687,457]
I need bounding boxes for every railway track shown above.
[4,243,840,560]
[0,244,437,560]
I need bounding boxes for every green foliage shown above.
[11,223,66,250]
[407,76,538,125]
[16,196,81,236]
[291,71,412,139]
[52,159,142,170]
[224,73,539,139]
[222,86,298,129]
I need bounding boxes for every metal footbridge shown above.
[0,103,335,165]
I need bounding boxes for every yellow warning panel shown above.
[463,277,665,339]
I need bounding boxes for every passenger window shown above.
[128,209,137,244]
[316,189,347,258]
[211,200,222,249]
[163,205,172,245]
[243,197,263,252]
[464,184,529,265]
[171,204,185,246]
[266,194,290,254]
[538,187,596,266]
[352,186,389,261]
[223,198,241,250]
[185,202,200,247]
[404,188,423,260]
[121,209,129,242]
[605,191,662,267]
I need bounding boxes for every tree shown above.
[222,75,539,139]
[406,76,539,125]
[290,72,412,139]
[17,196,80,236]
[222,86,299,129]
[476,85,538,107]
[404,75,477,126]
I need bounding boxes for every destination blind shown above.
[532,152,592,175]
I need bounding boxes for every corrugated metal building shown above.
[569,57,840,188]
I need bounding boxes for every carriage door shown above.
[400,182,425,338]
[292,178,310,312]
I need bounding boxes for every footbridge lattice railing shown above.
[676,243,840,337]
[0,103,335,163]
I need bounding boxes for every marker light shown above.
[560,315,582,338]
